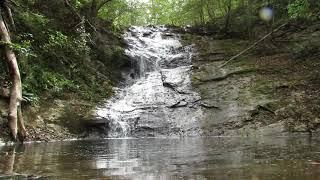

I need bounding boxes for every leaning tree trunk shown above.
[0,8,27,141]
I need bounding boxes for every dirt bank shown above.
[0,95,109,142]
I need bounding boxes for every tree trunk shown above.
[224,0,232,33]
[3,0,15,31]
[90,0,98,19]
[17,106,27,141]
[0,9,26,141]
[88,0,112,24]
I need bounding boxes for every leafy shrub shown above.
[8,1,128,103]
[288,0,310,18]
[18,12,50,32]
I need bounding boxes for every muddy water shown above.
[1,136,320,179]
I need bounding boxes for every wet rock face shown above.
[188,36,279,136]
[187,29,320,136]
[95,26,204,137]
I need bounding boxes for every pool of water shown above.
[1,136,320,179]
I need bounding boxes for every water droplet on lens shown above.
[259,7,273,22]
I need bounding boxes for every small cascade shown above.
[95,26,203,137]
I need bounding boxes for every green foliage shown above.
[288,0,310,18]
[22,70,75,95]
[93,0,319,29]
[18,27,89,95]
[98,0,147,29]
[41,30,90,63]
[12,5,121,102]
[10,39,36,58]
[19,12,50,30]
[22,92,39,104]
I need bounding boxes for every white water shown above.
[95,26,203,137]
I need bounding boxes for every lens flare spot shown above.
[259,7,273,22]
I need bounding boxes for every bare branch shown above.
[64,0,97,32]
[64,0,82,20]
[220,22,289,68]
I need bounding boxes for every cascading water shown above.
[95,26,203,137]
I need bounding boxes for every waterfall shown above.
[95,26,203,137]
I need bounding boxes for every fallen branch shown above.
[220,22,289,68]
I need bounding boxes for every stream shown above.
[1,136,320,179]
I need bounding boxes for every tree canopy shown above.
[92,0,320,28]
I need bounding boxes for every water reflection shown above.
[0,136,320,179]
[1,145,15,175]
